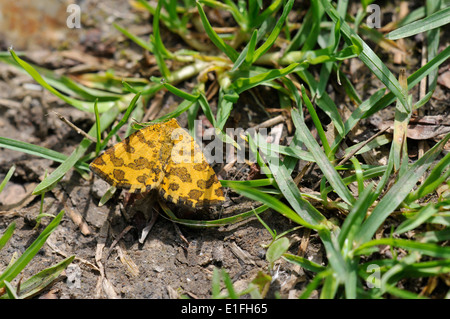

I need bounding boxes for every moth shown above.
[90,118,224,207]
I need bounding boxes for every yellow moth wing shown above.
[89,118,224,207]
[89,120,176,193]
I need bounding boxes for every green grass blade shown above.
[299,269,332,299]
[196,2,239,61]
[386,6,450,40]
[358,258,450,279]
[320,0,409,111]
[216,88,235,130]
[228,182,324,230]
[160,196,270,227]
[211,267,221,298]
[301,85,331,155]
[252,0,294,63]
[150,35,171,80]
[319,229,349,285]
[291,108,354,206]
[222,269,238,299]
[150,1,172,79]
[254,133,327,226]
[251,0,283,28]
[203,0,245,29]
[295,70,345,137]
[253,208,277,239]
[316,17,342,99]
[395,6,426,28]
[384,284,428,299]
[320,269,339,299]
[350,157,364,195]
[162,82,199,101]
[424,1,442,96]
[3,281,19,299]
[285,9,314,53]
[369,141,396,206]
[0,165,16,194]
[417,228,450,243]
[0,210,65,288]
[398,259,450,277]
[136,0,171,28]
[392,73,412,172]
[301,0,323,52]
[244,29,258,66]
[0,137,89,171]
[9,49,117,113]
[268,157,328,226]
[344,259,359,299]
[354,238,450,258]
[158,100,200,126]
[405,151,450,203]
[195,94,216,128]
[113,23,154,52]
[338,182,375,248]
[255,136,315,162]
[335,63,362,104]
[93,99,101,154]
[322,166,386,195]
[231,20,273,71]
[99,92,141,150]
[153,0,173,58]
[0,222,16,251]
[247,132,273,179]
[341,134,391,158]
[389,282,425,299]
[47,75,122,101]
[164,0,182,29]
[0,55,124,100]
[364,45,450,119]
[395,203,439,235]
[17,256,75,299]
[283,253,326,273]
[222,179,275,188]
[331,88,386,151]
[232,62,300,94]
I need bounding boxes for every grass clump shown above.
[0,167,73,299]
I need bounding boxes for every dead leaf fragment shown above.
[230,242,256,265]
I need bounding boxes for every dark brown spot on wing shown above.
[127,157,152,170]
[188,189,203,200]
[193,162,208,171]
[215,188,224,197]
[166,166,192,183]
[135,130,156,149]
[113,169,127,181]
[122,139,135,153]
[168,183,180,191]
[136,175,148,184]
[197,174,218,190]
[91,156,106,167]
[102,148,124,167]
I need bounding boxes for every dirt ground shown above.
[0,0,449,299]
